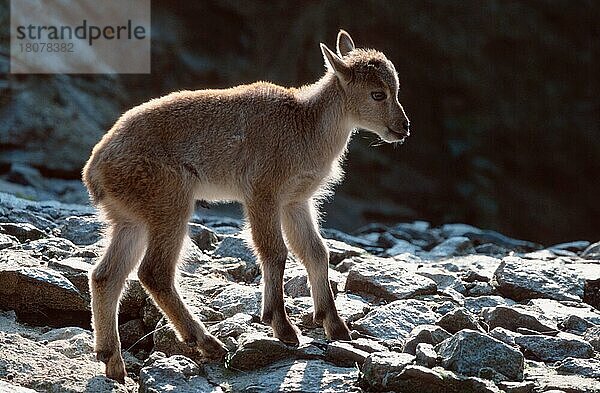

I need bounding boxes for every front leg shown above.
[246,198,299,345]
[282,201,351,341]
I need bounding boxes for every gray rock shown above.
[482,305,556,333]
[556,357,600,379]
[363,353,502,393]
[441,223,482,238]
[558,315,594,333]
[436,307,483,334]
[209,284,261,317]
[582,241,600,259]
[427,236,475,258]
[489,327,521,347]
[549,241,591,252]
[583,326,600,351]
[403,324,452,355]
[496,381,536,393]
[383,239,422,257]
[524,359,600,393]
[58,215,103,245]
[0,264,88,317]
[118,318,148,349]
[325,238,365,264]
[0,233,19,249]
[226,333,320,370]
[463,230,541,252]
[353,299,438,341]
[325,341,369,367]
[208,313,253,341]
[0,381,37,393]
[436,330,524,381]
[417,266,467,294]
[526,295,600,328]
[361,352,416,390]
[348,337,388,353]
[515,334,594,362]
[213,236,256,264]
[493,256,584,302]
[0,329,131,392]
[188,223,218,250]
[467,282,499,296]
[205,359,360,392]
[464,295,516,315]
[345,256,437,301]
[139,355,222,393]
[0,222,46,242]
[415,343,438,367]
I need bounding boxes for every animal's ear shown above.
[320,43,351,82]
[336,29,355,57]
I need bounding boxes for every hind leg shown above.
[90,220,146,383]
[137,204,226,359]
[282,201,350,340]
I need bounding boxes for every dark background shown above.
[1,0,598,244]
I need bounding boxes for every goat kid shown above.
[82,30,410,382]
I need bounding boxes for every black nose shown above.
[402,121,410,132]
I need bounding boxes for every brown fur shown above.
[82,30,409,382]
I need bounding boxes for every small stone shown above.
[583,326,600,351]
[361,352,415,390]
[436,329,524,381]
[0,222,46,242]
[415,343,437,367]
[496,381,536,393]
[188,223,218,250]
[139,355,222,393]
[326,238,364,264]
[208,313,253,341]
[489,327,521,347]
[383,239,421,257]
[493,256,584,302]
[58,216,103,245]
[209,284,261,317]
[550,241,591,252]
[0,233,19,249]
[582,241,600,260]
[325,341,369,367]
[213,236,256,264]
[353,299,438,341]
[482,305,556,333]
[226,333,298,370]
[436,307,483,334]
[403,324,452,355]
[514,334,594,362]
[427,236,475,258]
[119,318,149,350]
[345,256,437,301]
[463,294,514,315]
[556,357,600,379]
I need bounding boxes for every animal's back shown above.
[83,81,311,205]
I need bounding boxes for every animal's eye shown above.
[371,91,386,101]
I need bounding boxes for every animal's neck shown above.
[298,73,354,162]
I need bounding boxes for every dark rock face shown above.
[0,191,599,391]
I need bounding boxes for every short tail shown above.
[82,159,105,205]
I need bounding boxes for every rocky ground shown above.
[0,185,599,393]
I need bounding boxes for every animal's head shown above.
[321,30,410,143]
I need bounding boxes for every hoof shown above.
[105,353,127,384]
[273,321,300,346]
[199,334,228,361]
[325,317,352,341]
